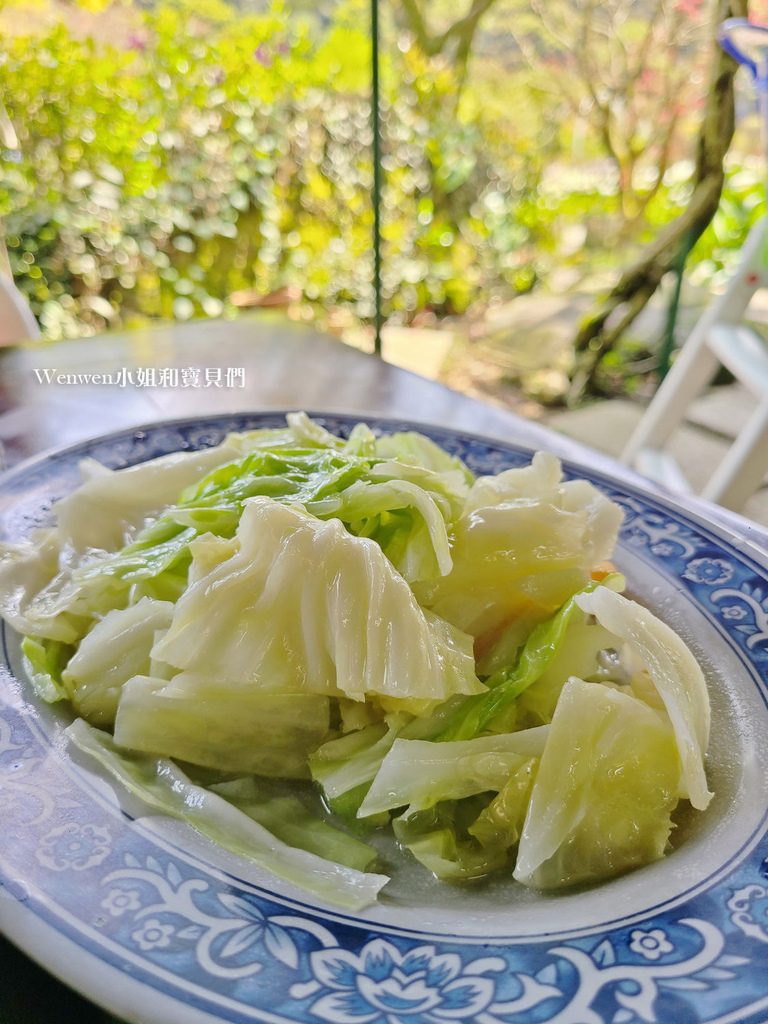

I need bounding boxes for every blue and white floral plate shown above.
[2,412,768,1024]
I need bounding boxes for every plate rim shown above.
[2,404,768,559]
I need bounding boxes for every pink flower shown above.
[676,0,703,18]
[254,44,273,69]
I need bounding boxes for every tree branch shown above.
[567,0,747,402]
[398,0,440,54]
[397,0,499,60]
[449,0,499,78]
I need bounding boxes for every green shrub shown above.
[2,1,759,348]
[0,1,536,340]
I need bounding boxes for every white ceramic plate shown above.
[2,412,768,1024]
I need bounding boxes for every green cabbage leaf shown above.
[67,719,389,910]
[575,586,712,810]
[114,673,331,778]
[513,678,681,889]
[437,575,624,741]
[413,452,624,674]
[207,777,378,873]
[62,597,174,726]
[359,728,549,817]
[152,497,482,710]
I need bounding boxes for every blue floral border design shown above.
[2,411,768,1024]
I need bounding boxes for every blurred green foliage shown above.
[0,0,536,339]
[0,0,762,346]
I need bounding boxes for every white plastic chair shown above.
[0,102,39,346]
[622,216,768,510]
[0,268,40,345]
[622,20,768,512]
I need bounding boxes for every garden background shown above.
[1,0,766,406]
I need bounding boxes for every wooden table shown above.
[1,312,767,1024]
[2,311,575,465]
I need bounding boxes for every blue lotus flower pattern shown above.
[308,940,499,1024]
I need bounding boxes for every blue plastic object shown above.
[719,18,768,90]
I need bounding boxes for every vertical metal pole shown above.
[371,0,383,355]
[658,228,694,380]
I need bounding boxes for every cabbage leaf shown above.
[21,635,73,703]
[437,575,623,740]
[414,452,624,673]
[207,778,378,872]
[576,586,712,810]
[514,678,681,889]
[67,720,389,910]
[359,728,549,817]
[152,498,482,709]
[63,597,174,726]
[53,444,241,554]
[114,674,331,778]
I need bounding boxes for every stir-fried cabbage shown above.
[0,414,714,908]
[68,720,388,911]
[513,678,681,889]
[152,498,481,710]
[413,452,624,674]
[575,586,712,810]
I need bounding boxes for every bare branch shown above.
[398,0,441,55]
[447,0,500,80]
[396,0,501,88]
[567,0,748,402]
